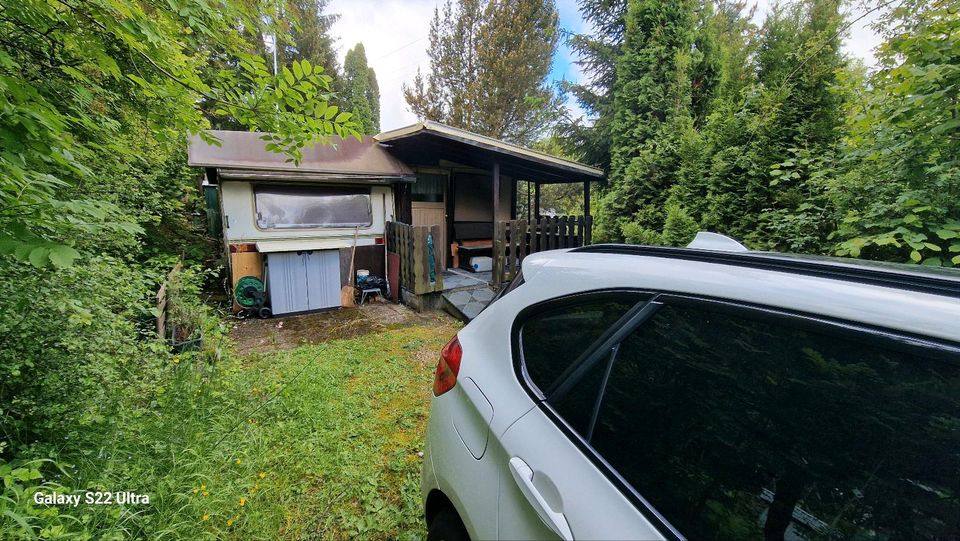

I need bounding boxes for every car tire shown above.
[427,507,469,541]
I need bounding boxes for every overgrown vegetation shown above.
[0,0,367,536]
[2,312,457,539]
[565,0,960,266]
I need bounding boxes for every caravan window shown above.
[254,185,372,229]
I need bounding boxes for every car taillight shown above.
[433,336,462,396]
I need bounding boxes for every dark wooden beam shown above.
[584,180,592,244]
[534,181,541,218]
[493,161,501,223]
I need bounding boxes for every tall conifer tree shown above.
[403,0,562,144]
[343,43,380,134]
[599,0,697,241]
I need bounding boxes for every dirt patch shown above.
[229,301,457,355]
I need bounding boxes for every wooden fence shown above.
[493,215,592,287]
[155,261,183,339]
[386,221,444,295]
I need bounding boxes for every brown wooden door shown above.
[412,202,446,270]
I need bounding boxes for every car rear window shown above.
[518,296,638,395]
[590,303,960,540]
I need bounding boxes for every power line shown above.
[371,35,428,62]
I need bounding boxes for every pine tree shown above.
[343,43,380,134]
[366,67,380,133]
[599,0,697,241]
[559,0,629,169]
[698,0,846,246]
[403,0,562,144]
[276,0,342,80]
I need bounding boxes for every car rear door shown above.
[499,290,960,540]
[495,292,671,540]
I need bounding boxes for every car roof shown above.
[518,245,960,343]
[572,244,960,299]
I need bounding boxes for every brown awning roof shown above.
[187,130,415,183]
[375,121,605,184]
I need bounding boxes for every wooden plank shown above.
[386,221,395,253]
[576,216,585,247]
[399,223,410,291]
[585,215,593,245]
[539,216,547,254]
[511,220,519,270]
[492,221,506,288]
[412,226,425,294]
[559,216,569,249]
[156,283,167,338]
[431,224,444,291]
[518,219,529,264]
[547,216,560,250]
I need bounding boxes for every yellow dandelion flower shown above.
[202,491,209,497]
[239,497,246,507]
[227,518,234,527]
[201,513,209,521]
[201,484,207,490]
[235,458,242,465]
[258,472,266,479]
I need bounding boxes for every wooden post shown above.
[534,181,541,218]
[431,224,444,291]
[526,182,531,221]
[493,162,501,223]
[583,181,592,245]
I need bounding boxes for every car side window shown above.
[518,295,640,396]
[588,303,960,541]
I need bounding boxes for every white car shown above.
[420,234,960,541]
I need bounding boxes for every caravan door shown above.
[267,250,341,315]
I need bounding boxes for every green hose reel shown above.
[234,276,270,318]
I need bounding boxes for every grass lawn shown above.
[3,306,461,540]
[190,318,459,540]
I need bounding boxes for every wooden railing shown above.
[386,221,444,295]
[493,215,592,287]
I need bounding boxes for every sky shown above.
[327,0,887,132]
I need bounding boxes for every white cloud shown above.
[327,0,439,130]
[751,0,884,67]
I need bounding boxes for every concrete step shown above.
[441,286,495,322]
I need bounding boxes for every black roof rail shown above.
[570,244,960,299]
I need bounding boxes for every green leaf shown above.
[48,245,81,268]
[935,229,958,240]
[909,250,922,262]
[324,105,338,120]
[28,246,50,267]
[903,214,919,224]
[923,242,942,252]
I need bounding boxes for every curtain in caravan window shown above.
[254,185,372,229]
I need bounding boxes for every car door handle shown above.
[508,457,574,541]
